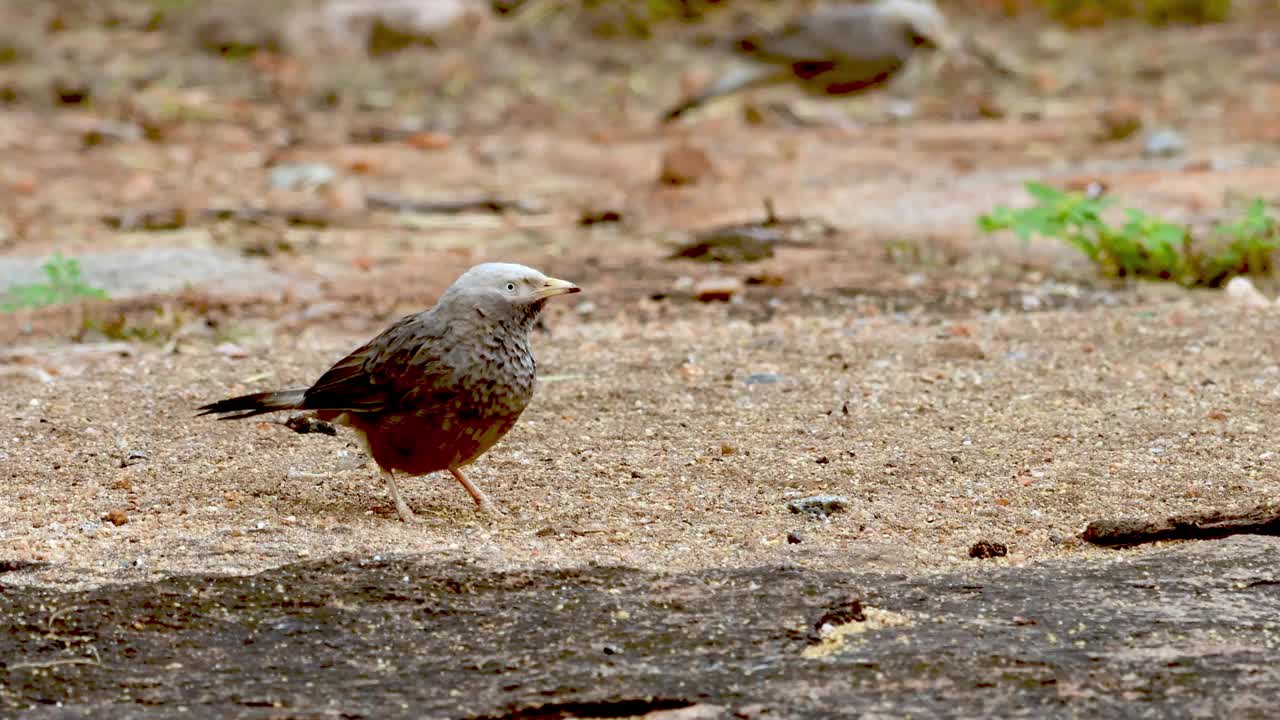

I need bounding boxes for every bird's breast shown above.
[466,334,537,414]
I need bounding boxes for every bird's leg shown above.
[449,467,501,516]
[381,469,420,523]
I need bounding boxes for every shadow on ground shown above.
[3,536,1277,718]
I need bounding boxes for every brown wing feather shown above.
[302,313,459,413]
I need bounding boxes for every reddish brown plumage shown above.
[198,263,580,521]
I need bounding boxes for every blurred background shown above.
[2,0,1280,343]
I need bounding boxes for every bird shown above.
[661,0,953,123]
[197,263,581,523]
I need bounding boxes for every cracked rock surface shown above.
[4,536,1278,718]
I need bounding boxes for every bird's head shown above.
[444,262,581,319]
[883,0,952,53]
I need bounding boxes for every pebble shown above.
[932,340,986,361]
[80,521,100,538]
[658,143,714,186]
[1143,128,1186,157]
[885,99,915,119]
[744,372,784,386]
[301,301,344,321]
[969,540,1008,559]
[121,449,148,468]
[268,163,338,190]
[214,342,250,359]
[285,414,337,436]
[1225,276,1273,308]
[105,509,129,526]
[693,276,742,302]
[81,120,143,146]
[787,494,851,518]
[787,531,805,544]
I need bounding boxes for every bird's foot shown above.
[393,500,423,524]
[477,500,507,518]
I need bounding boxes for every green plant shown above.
[979,183,1278,287]
[1196,198,1279,285]
[2,254,108,311]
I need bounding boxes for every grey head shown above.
[437,262,580,326]
[756,0,952,66]
[875,0,951,54]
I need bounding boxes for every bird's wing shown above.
[302,312,459,413]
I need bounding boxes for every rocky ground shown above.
[3,1,1280,717]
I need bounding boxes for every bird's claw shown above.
[395,502,424,524]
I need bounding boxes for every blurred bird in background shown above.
[662,0,968,123]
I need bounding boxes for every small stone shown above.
[1225,276,1272,308]
[268,163,338,190]
[885,99,915,119]
[787,531,804,544]
[82,120,143,147]
[80,521,100,537]
[659,143,714,186]
[578,208,623,226]
[1097,101,1142,142]
[602,644,623,655]
[120,449,148,468]
[214,342,249,359]
[1143,128,1186,157]
[932,339,986,361]
[787,494,850,518]
[744,372,783,386]
[111,476,134,491]
[969,540,1008,559]
[404,131,453,151]
[285,413,337,436]
[105,509,129,526]
[693,276,742,302]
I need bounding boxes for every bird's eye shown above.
[505,282,517,292]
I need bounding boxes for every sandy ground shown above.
[4,286,1279,589]
[3,1,1280,591]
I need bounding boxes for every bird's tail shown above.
[661,66,789,123]
[197,389,307,420]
